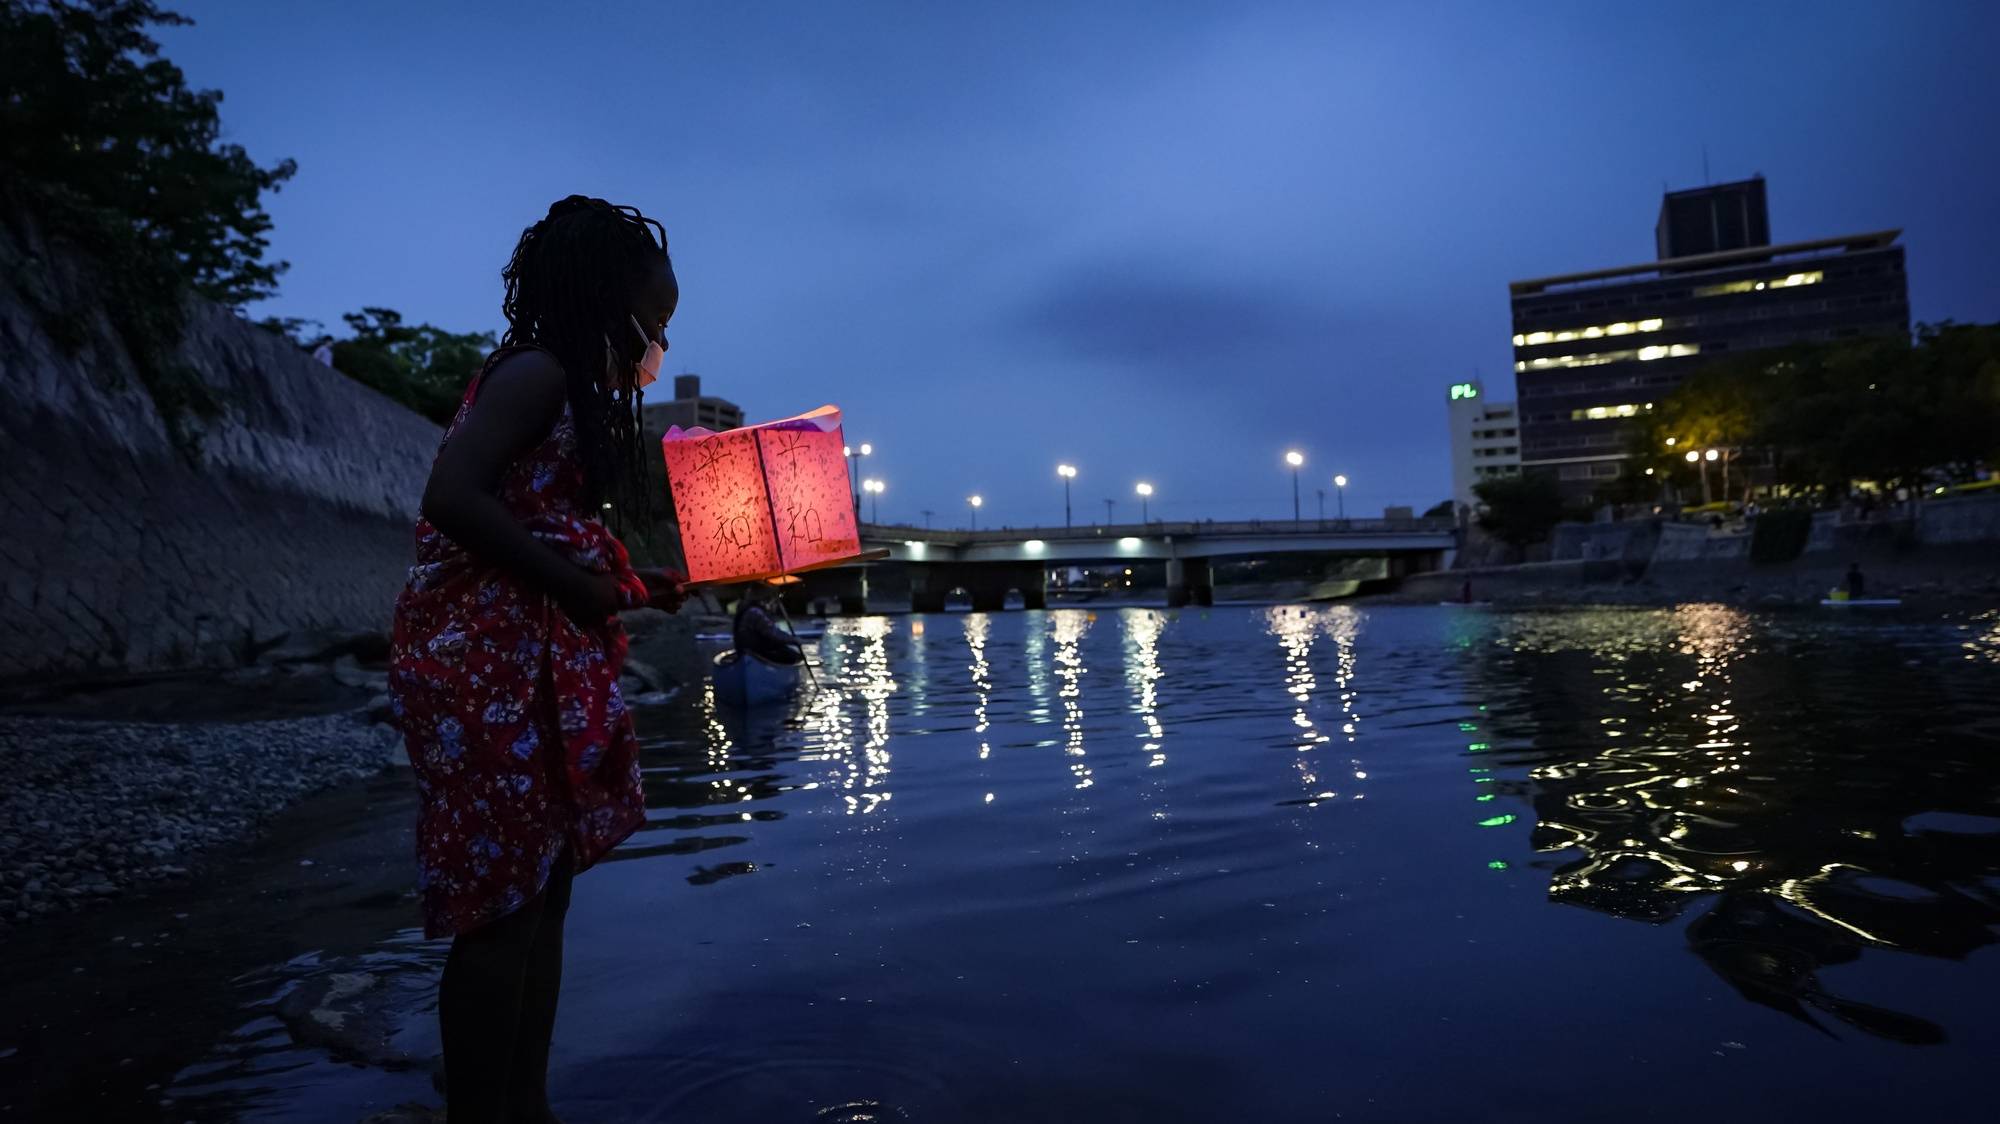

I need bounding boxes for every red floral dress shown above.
[389,347,650,939]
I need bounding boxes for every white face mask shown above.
[625,315,664,389]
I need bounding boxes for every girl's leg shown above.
[441,892,548,1124]
[508,849,576,1124]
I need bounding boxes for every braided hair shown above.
[499,195,670,527]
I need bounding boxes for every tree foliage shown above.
[1473,473,1565,548]
[2,0,296,433]
[264,309,494,425]
[1629,324,2000,501]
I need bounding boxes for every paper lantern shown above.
[662,405,864,584]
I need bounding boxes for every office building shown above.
[1446,379,1520,517]
[641,373,743,439]
[1656,177,1769,260]
[1509,180,1909,499]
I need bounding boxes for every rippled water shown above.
[173,605,2000,1122]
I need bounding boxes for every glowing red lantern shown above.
[661,405,864,584]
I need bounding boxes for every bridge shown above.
[786,517,1459,611]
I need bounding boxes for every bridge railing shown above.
[860,517,1456,543]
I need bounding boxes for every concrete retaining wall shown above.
[1919,494,2000,545]
[0,218,443,682]
[1548,520,1660,563]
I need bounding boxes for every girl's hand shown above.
[556,572,623,625]
[633,567,689,613]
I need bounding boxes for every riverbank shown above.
[0,762,424,1121]
[1371,542,2000,608]
[0,608,700,1121]
[0,608,698,939]
[0,708,401,936]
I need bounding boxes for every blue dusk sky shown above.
[161,0,2000,527]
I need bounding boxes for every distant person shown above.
[1846,562,1866,599]
[1461,578,1474,604]
[389,195,687,1124]
[735,588,804,665]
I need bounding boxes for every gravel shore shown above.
[0,711,401,936]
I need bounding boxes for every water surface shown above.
[172,605,2000,1122]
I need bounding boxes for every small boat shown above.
[1821,598,1903,608]
[711,648,804,708]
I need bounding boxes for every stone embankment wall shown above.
[1399,495,2000,605]
[0,219,443,682]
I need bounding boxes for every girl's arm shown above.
[420,350,620,622]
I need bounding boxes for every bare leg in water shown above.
[509,850,574,1123]
[440,850,575,1124]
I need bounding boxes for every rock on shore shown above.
[0,712,401,935]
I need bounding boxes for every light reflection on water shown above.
[165,605,2000,1122]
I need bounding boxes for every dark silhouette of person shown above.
[1846,562,1867,599]
[735,588,804,665]
[392,194,685,1123]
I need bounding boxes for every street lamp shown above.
[844,442,873,511]
[1333,474,1348,520]
[862,477,884,523]
[1057,463,1077,527]
[1285,450,1304,523]
[1135,481,1153,523]
[1685,449,1709,504]
[967,493,982,530]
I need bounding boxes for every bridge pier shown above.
[900,562,1049,612]
[1165,556,1212,608]
[794,566,869,615]
[910,567,948,614]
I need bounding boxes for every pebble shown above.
[0,714,392,936]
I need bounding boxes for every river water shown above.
[168,605,2000,1122]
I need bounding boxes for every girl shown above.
[390,195,685,1124]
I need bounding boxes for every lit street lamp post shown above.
[1334,474,1348,520]
[1686,449,1708,504]
[1285,450,1304,523]
[862,477,884,523]
[1135,481,1153,523]
[844,442,872,511]
[967,494,982,530]
[1057,463,1077,527]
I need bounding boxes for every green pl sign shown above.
[1450,382,1479,400]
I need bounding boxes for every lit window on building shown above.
[1512,318,1664,347]
[1692,270,1823,298]
[1515,342,1699,372]
[1569,402,1653,421]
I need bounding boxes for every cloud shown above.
[1009,259,1338,372]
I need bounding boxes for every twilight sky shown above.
[162,0,2000,527]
